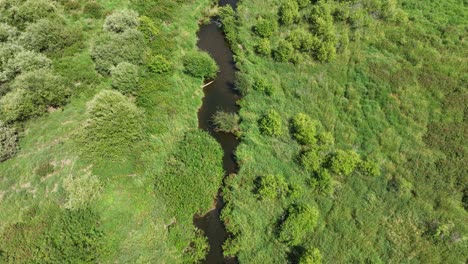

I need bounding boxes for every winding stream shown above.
[194,0,239,263]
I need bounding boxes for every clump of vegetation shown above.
[358,159,381,177]
[298,246,322,264]
[253,16,278,38]
[279,0,299,25]
[279,204,319,245]
[183,51,218,79]
[1,49,52,83]
[0,23,18,42]
[290,113,318,145]
[309,168,332,194]
[300,150,322,172]
[329,150,361,176]
[273,40,294,62]
[252,77,274,96]
[34,161,54,177]
[0,121,18,162]
[83,1,103,19]
[104,10,140,33]
[255,174,289,200]
[63,172,102,210]
[138,16,159,42]
[0,88,37,122]
[78,90,143,159]
[148,55,171,74]
[212,111,240,135]
[255,38,271,56]
[111,62,140,95]
[259,110,283,136]
[183,229,209,263]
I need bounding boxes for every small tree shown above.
[148,55,171,74]
[329,150,361,176]
[273,40,294,62]
[290,113,318,145]
[300,150,322,172]
[253,17,278,38]
[103,10,139,33]
[111,62,140,95]
[255,38,271,57]
[183,51,218,79]
[296,0,311,9]
[299,247,322,264]
[279,0,299,25]
[0,121,18,162]
[279,204,319,245]
[256,174,289,200]
[259,110,282,136]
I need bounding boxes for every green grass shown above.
[221,0,467,262]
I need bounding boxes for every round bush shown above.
[290,113,318,145]
[279,204,319,245]
[256,174,289,200]
[0,121,18,162]
[111,62,140,95]
[259,110,282,136]
[300,150,322,172]
[11,0,57,28]
[296,0,311,8]
[273,40,294,62]
[252,77,274,96]
[212,111,240,135]
[0,23,18,42]
[83,1,103,19]
[138,16,159,42]
[255,38,271,57]
[148,55,171,74]
[299,247,322,264]
[253,17,278,38]
[103,10,139,33]
[309,168,332,194]
[359,159,380,177]
[279,0,299,25]
[183,51,218,79]
[1,50,52,83]
[78,90,143,159]
[0,88,38,122]
[329,150,361,176]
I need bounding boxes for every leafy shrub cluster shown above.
[279,204,319,245]
[83,1,104,18]
[104,10,140,33]
[252,77,274,96]
[212,111,240,135]
[183,51,218,79]
[0,121,18,162]
[148,54,171,74]
[258,109,283,136]
[255,174,289,200]
[253,16,278,38]
[290,113,319,145]
[329,149,361,176]
[77,90,143,159]
[111,62,140,95]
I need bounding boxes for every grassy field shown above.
[221,0,467,262]
[0,0,225,262]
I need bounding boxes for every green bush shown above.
[111,62,140,95]
[182,51,218,79]
[103,10,139,33]
[83,1,103,19]
[290,113,318,145]
[252,77,274,96]
[0,23,18,42]
[7,0,58,28]
[317,131,334,146]
[1,50,51,83]
[329,150,361,176]
[183,229,209,263]
[279,204,319,245]
[358,159,381,177]
[273,40,294,62]
[91,29,146,74]
[314,41,336,62]
[234,71,252,96]
[19,19,83,52]
[63,172,102,210]
[296,0,311,8]
[212,111,240,135]
[299,247,322,264]
[138,16,159,42]
[0,43,23,72]
[0,121,18,162]
[0,88,38,122]
[253,17,278,38]
[78,90,143,159]
[300,150,322,172]
[309,168,332,194]
[64,0,81,12]
[279,0,299,25]
[255,174,289,200]
[255,38,271,57]
[148,55,171,74]
[259,110,282,136]
[11,69,70,108]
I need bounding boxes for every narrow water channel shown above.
[194,0,239,263]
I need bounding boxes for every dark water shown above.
[194,1,239,263]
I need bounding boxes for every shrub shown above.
[0,89,38,122]
[1,50,51,83]
[296,0,311,9]
[259,110,282,136]
[317,131,334,146]
[83,1,103,19]
[329,150,361,176]
[252,77,274,96]
[255,38,271,57]
[279,204,319,245]
[253,17,278,38]
[63,172,102,210]
[148,55,171,74]
[0,43,23,71]
[256,174,289,200]
[64,1,81,12]
[78,90,143,159]
[212,111,240,135]
[234,71,252,96]
[314,41,336,62]
[11,69,70,108]
[299,247,322,264]
[290,113,318,145]
[19,19,83,52]
[0,121,18,162]
[309,168,332,194]
[0,23,18,42]
[91,29,146,74]
[279,0,299,25]
[111,62,140,95]
[138,16,159,42]
[273,40,294,62]
[300,150,322,172]
[103,10,139,33]
[358,159,381,177]
[183,229,209,263]
[10,0,58,28]
[183,51,218,79]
